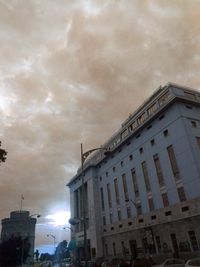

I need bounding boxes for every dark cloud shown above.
[0,0,200,248]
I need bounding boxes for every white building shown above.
[1,210,37,263]
[67,83,200,260]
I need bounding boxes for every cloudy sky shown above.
[0,0,200,252]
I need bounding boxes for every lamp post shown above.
[80,143,110,265]
[63,226,73,232]
[30,214,41,218]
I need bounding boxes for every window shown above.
[131,169,139,197]
[121,161,124,167]
[127,206,131,218]
[136,204,142,215]
[167,145,180,179]
[136,133,141,138]
[109,213,113,224]
[159,114,165,120]
[107,183,112,208]
[177,186,186,202]
[113,243,117,256]
[147,125,152,130]
[129,155,133,161]
[148,198,154,211]
[113,166,116,173]
[150,139,155,146]
[196,137,200,149]
[188,230,199,251]
[114,178,120,205]
[100,188,105,211]
[162,192,169,207]
[155,236,162,252]
[165,211,171,216]
[139,147,143,154]
[191,121,197,128]
[182,206,189,212]
[151,215,157,220]
[142,161,151,192]
[117,209,122,221]
[106,171,108,177]
[103,216,106,225]
[105,244,108,256]
[99,176,102,181]
[122,174,129,200]
[139,218,144,223]
[154,154,165,186]
[163,129,169,137]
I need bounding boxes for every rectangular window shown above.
[153,154,165,186]
[113,243,117,256]
[114,178,120,205]
[142,161,151,192]
[167,145,180,179]
[103,216,106,226]
[131,168,139,197]
[110,213,113,224]
[136,203,142,215]
[105,244,108,256]
[107,183,112,208]
[188,230,199,251]
[155,236,162,253]
[100,188,105,211]
[122,174,129,200]
[148,198,154,211]
[196,137,200,149]
[127,206,131,218]
[118,209,122,221]
[162,192,169,207]
[177,186,186,202]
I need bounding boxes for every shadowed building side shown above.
[1,210,36,263]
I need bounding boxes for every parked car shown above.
[185,258,200,267]
[153,258,185,267]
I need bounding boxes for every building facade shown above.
[1,210,37,263]
[67,83,200,260]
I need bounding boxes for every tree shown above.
[0,236,30,267]
[55,240,69,261]
[0,142,7,165]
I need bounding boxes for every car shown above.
[153,258,185,267]
[185,258,200,267]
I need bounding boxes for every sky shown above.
[0,0,200,253]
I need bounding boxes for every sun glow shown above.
[46,211,70,227]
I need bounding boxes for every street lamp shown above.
[63,226,73,232]
[47,234,56,253]
[81,143,111,265]
[30,214,41,218]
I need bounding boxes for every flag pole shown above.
[20,194,24,211]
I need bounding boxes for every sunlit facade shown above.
[67,83,200,260]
